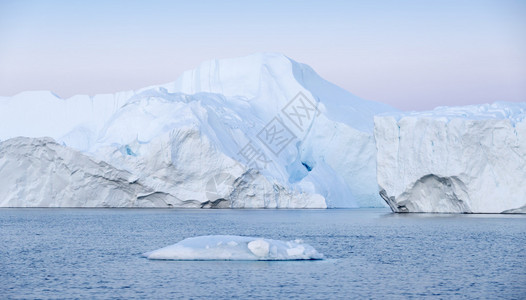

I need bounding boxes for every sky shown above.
[0,0,524,110]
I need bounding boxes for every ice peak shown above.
[0,53,398,208]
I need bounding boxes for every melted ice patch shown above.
[142,235,323,261]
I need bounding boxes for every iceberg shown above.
[0,53,395,208]
[0,137,172,207]
[142,235,323,260]
[374,102,526,213]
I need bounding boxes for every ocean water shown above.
[1,209,524,299]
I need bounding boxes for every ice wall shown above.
[375,102,526,213]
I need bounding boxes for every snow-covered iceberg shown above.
[374,102,526,213]
[142,235,323,260]
[0,53,395,208]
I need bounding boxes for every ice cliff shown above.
[375,102,526,213]
[0,53,394,208]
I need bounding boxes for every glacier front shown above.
[0,53,394,208]
[374,102,526,213]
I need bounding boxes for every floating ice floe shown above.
[142,235,324,261]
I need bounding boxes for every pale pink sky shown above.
[1,0,525,110]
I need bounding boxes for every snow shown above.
[0,52,395,208]
[142,235,323,260]
[374,102,526,213]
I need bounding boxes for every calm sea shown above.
[1,208,524,299]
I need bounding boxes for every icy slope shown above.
[0,53,394,208]
[375,102,526,213]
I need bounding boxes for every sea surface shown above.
[1,208,524,299]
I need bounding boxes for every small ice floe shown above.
[142,235,323,261]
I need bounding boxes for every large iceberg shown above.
[142,235,323,260]
[374,102,526,213]
[0,53,395,208]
